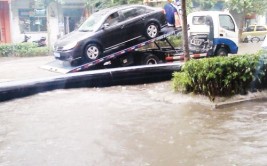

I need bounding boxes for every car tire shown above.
[215,48,228,56]
[85,44,102,61]
[145,23,159,39]
[250,37,260,43]
[141,54,160,65]
[243,37,249,43]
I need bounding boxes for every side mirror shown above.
[103,23,110,29]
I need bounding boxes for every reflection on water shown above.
[0,82,267,166]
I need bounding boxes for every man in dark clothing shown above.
[164,0,178,27]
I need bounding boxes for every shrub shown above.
[0,43,49,57]
[172,51,267,101]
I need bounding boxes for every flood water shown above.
[0,81,267,166]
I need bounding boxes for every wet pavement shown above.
[0,83,267,166]
[0,56,59,83]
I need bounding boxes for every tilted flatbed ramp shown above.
[41,28,182,74]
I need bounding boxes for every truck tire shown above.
[145,23,159,39]
[141,54,160,65]
[215,48,228,56]
[85,44,102,61]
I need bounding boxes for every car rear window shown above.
[256,26,267,31]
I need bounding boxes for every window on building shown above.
[19,9,47,33]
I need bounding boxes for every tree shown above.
[181,0,190,62]
[226,0,267,41]
[192,0,217,11]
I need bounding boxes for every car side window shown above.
[246,26,255,32]
[135,7,147,15]
[256,26,267,31]
[219,14,235,31]
[120,8,142,21]
[104,12,120,27]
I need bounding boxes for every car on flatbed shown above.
[53,4,167,64]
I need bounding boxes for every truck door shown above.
[218,14,238,45]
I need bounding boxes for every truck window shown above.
[192,16,206,25]
[219,15,235,32]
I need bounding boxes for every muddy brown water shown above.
[0,82,267,166]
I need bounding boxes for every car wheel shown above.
[243,37,248,43]
[250,37,260,43]
[145,23,159,39]
[141,54,160,65]
[215,48,228,56]
[85,44,102,61]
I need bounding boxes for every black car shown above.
[53,5,167,63]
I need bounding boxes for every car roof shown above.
[94,4,153,16]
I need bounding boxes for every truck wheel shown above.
[251,37,260,43]
[85,44,102,61]
[145,23,159,39]
[141,54,160,65]
[216,48,228,56]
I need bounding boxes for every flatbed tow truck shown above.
[41,11,239,74]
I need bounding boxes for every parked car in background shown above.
[53,4,167,64]
[241,25,267,43]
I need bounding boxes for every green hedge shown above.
[172,50,267,101]
[0,43,49,57]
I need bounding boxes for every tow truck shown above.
[41,11,239,74]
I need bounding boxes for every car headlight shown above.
[62,42,78,51]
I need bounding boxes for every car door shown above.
[99,12,126,51]
[218,14,239,45]
[119,7,146,42]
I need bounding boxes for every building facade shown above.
[2,0,85,47]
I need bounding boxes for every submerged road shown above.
[0,82,267,166]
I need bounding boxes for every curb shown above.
[0,63,181,102]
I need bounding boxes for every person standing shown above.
[164,0,181,29]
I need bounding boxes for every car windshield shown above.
[78,13,105,32]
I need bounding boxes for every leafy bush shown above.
[172,51,267,101]
[0,43,49,57]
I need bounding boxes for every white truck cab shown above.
[187,11,239,56]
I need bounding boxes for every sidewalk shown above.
[0,56,59,83]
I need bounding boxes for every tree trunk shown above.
[181,0,189,62]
